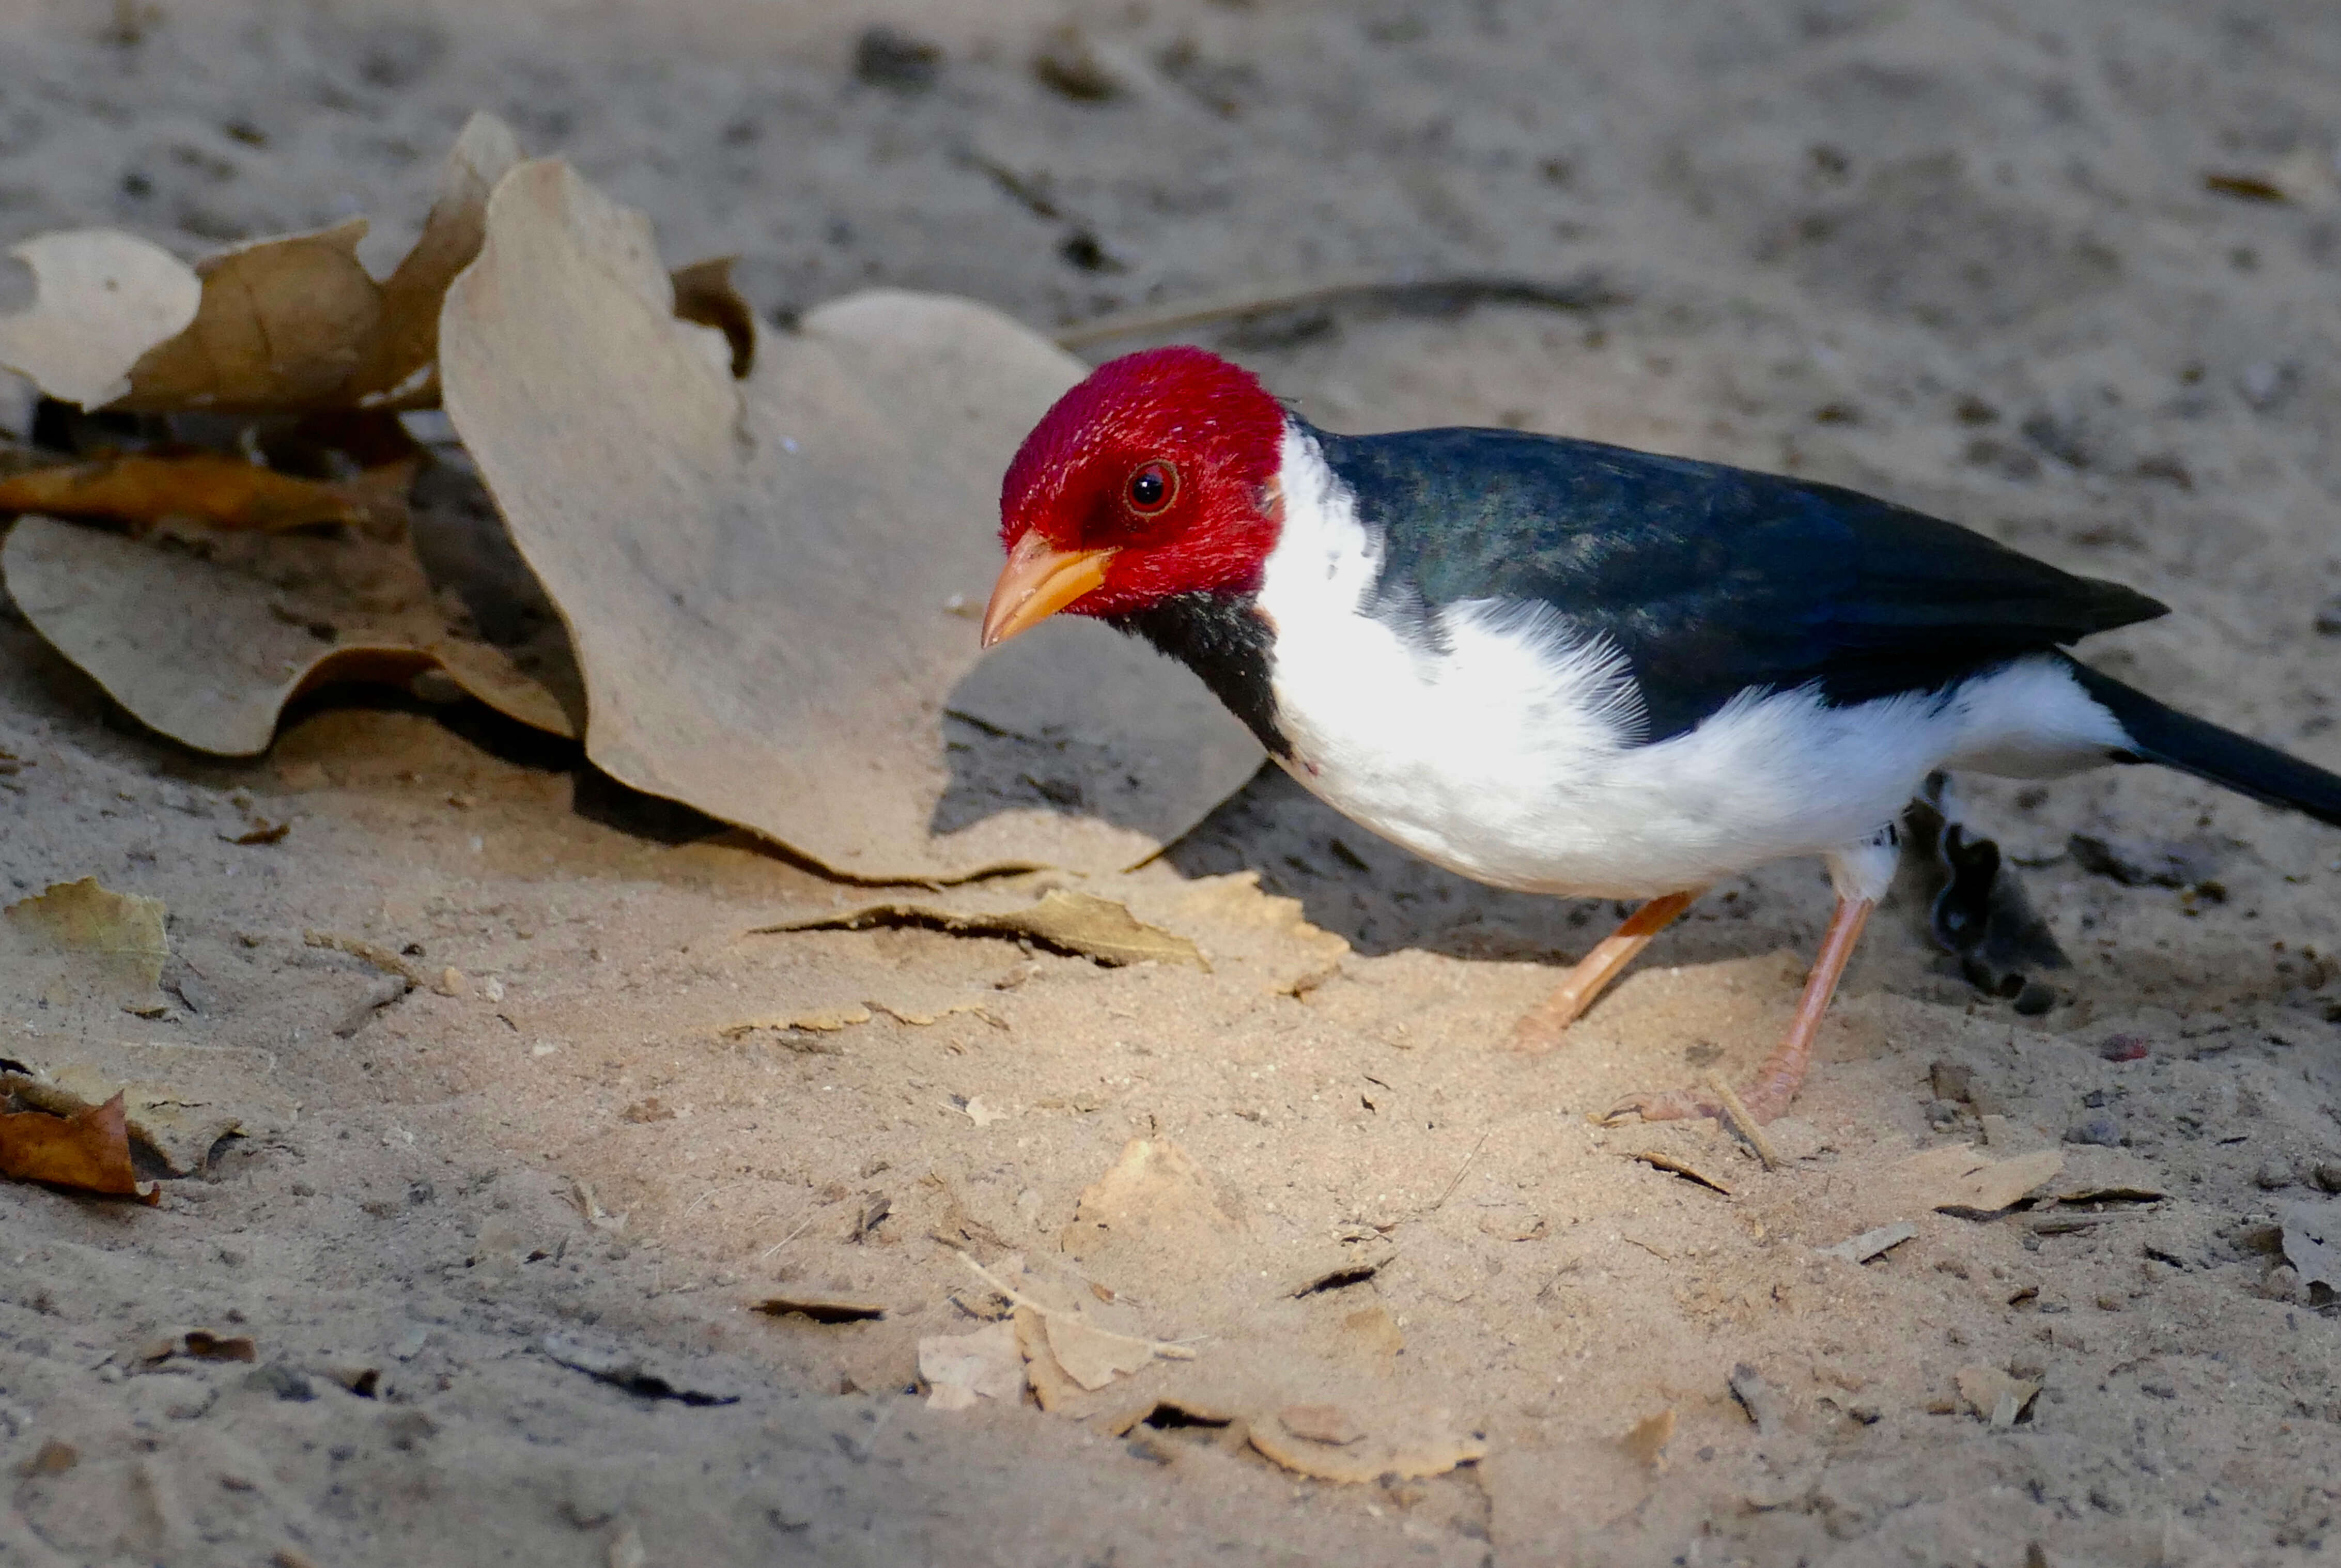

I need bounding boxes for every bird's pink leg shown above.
[1604,894,1875,1125]
[1509,889,1701,1052]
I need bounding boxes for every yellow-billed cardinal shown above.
[980,347,2341,1124]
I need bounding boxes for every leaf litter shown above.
[436,157,1260,880]
[0,1092,157,1203]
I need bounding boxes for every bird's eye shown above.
[1126,460,1178,516]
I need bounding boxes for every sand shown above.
[2,0,2339,1563]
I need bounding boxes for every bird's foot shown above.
[1598,1068,1795,1127]
[1507,983,1598,1053]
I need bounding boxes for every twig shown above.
[303,930,423,987]
[1427,1130,1492,1213]
[954,1251,1197,1361]
[757,1206,819,1262]
[1707,1074,1782,1172]
[1050,270,1628,351]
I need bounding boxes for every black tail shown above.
[2069,661,2341,828]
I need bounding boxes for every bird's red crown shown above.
[985,347,1285,642]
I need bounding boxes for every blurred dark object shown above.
[1903,775,2068,1012]
[855,26,942,92]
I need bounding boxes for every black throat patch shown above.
[1107,593,1290,758]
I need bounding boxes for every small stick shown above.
[1428,1129,1493,1212]
[1707,1074,1783,1172]
[303,930,423,987]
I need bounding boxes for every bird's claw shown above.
[1596,1087,1720,1126]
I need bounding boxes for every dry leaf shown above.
[0,1039,296,1175]
[1277,1403,1367,1446]
[762,889,1204,969]
[2,871,167,997]
[1066,1138,1238,1264]
[0,115,517,415]
[3,515,572,754]
[342,111,522,406]
[1279,1236,1397,1298]
[0,230,203,408]
[437,158,1259,880]
[1818,1222,1917,1264]
[0,1093,157,1203]
[136,1329,258,1366]
[716,1006,871,1037]
[1890,1144,2064,1215]
[1620,1408,1676,1470]
[1248,1404,1486,1484]
[1043,1312,1157,1391]
[918,1322,1026,1410]
[1,876,167,1003]
[1013,1306,1086,1411]
[117,218,381,412]
[0,452,411,533]
[2283,1200,2338,1292]
[1955,1364,2039,1428]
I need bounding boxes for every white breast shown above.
[1255,425,2130,899]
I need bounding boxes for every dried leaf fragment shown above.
[3,515,571,755]
[1248,1404,1486,1484]
[1620,1408,1676,1470]
[0,230,202,408]
[1955,1364,2039,1428]
[137,1329,258,1366]
[763,890,1203,968]
[0,114,520,416]
[0,1093,158,1203]
[1277,1404,1367,1446]
[3,876,167,997]
[716,1006,870,1038]
[1819,1222,1917,1264]
[0,452,411,533]
[1,1039,296,1175]
[918,1322,1026,1410]
[1890,1143,2064,1215]
[2283,1200,2339,1292]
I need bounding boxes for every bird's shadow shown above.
[1162,765,1779,966]
[1164,764,2067,1001]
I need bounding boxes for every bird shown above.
[979,345,2341,1125]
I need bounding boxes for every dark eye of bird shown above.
[1126,460,1176,515]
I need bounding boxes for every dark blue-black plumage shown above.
[1306,420,2167,744]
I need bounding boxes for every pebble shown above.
[2065,1115,2122,1147]
[2317,596,2341,638]
[2099,1034,2150,1062]
[2313,1162,2341,1194]
[2254,1162,2296,1191]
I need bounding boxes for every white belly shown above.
[1256,426,2128,899]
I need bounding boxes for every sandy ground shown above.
[4,0,2341,1563]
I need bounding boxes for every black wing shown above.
[1309,423,2166,743]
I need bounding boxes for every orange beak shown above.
[980,532,1117,647]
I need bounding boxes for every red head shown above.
[982,346,1286,646]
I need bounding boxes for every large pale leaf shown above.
[439,160,1258,880]
[2,515,573,755]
